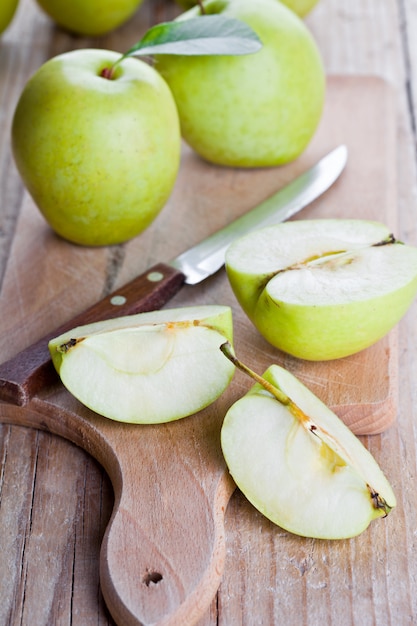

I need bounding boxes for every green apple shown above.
[12,49,181,246]
[225,219,417,360]
[220,344,396,539]
[49,305,235,423]
[280,0,318,17]
[0,0,19,35]
[35,0,143,36]
[279,0,319,16]
[157,0,325,167]
[174,0,320,18]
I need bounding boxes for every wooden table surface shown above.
[1,1,417,625]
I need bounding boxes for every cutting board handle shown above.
[0,263,185,406]
[0,395,235,626]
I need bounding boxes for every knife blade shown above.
[0,145,347,405]
[171,144,348,284]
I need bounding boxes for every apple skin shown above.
[175,0,319,18]
[11,49,181,246]
[157,0,325,167]
[0,0,19,35]
[225,219,417,360]
[279,0,319,16]
[221,363,395,539]
[35,0,143,36]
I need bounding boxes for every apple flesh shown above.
[12,49,181,246]
[157,0,325,167]
[49,305,235,424]
[220,345,396,539]
[35,0,143,36]
[0,0,19,34]
[225,219,417,360]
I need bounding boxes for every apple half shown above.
[225,219,417,360]
[220,344,396,539]
[49,305,235,424]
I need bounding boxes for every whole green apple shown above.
[35,0,143,36]
[157,0,325,167]
[0,0,19,35]
[12,49,181,246]
[174,0,320,18]
[225,219,417,360]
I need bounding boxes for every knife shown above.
[0,144,347,406]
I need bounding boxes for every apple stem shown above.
[369,486,391,516]
[197,0,206,14]
[100,66,116,80]
[220,342,313,428]
[220,342,286,400]
[222,341,337,435]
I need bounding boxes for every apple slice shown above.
[48,305,234,424]
[225,219,417,360]
[220,343,396,539]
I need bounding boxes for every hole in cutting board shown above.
[143,570,163,586]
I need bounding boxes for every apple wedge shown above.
[220,343,396,539]
[48,305,234,424]
[225,219,417,360]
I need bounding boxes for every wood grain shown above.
[1,1,417,625]
[1,390,236,626]
[0,73,399,625]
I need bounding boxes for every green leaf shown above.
[121,15,262,60]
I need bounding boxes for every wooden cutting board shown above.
[0,76,397,626]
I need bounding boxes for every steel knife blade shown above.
[0,144,347,405]
[171,144,348,284]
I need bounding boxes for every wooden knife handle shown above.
[0,263,185,406]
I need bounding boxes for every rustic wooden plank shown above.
[1,0,417,625]
[0,424,115,626]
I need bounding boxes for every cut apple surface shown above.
[220,346,396,539]
[49,305,235,424]
[225,219,417,360]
